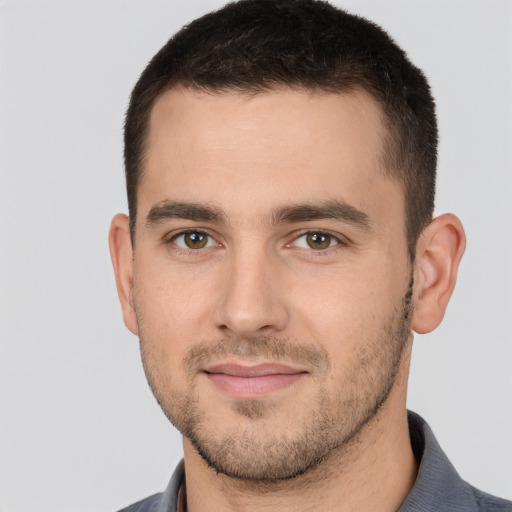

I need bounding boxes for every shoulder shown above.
[403,412,512,512]
[115,460,184,512]
[116,493,163,512]
[471,486,512,512]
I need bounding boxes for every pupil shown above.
[307,232,330,250]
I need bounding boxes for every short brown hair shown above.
[124,0,437,257]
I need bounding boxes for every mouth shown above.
[204,362,307,398]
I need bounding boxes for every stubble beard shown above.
[138,278,414,483]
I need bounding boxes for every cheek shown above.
[133,265,211,364]
[135,251,215,316]
[291,261,403,353]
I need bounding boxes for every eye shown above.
[171,230,217,250]
[291,231,341,250]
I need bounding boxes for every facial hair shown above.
[138,276,414,483]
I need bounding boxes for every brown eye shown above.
[184,232,208,249]
[173,231,213,249]
[305,232,332,250]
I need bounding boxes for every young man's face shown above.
[126,88,413,480]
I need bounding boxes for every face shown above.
[130,88,413,481]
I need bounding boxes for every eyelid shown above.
[163,228,349,252]
[167,228,221,249]
[287,229,350,250]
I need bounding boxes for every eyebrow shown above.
[145,199,371,231]
[271,200,372,231]
[146,200,225,227]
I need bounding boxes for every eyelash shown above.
[288,230,348,254]
[167,229,219,255]
[166,229,348,255]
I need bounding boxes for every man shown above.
[108,0,511,510]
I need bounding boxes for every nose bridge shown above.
[214,238,289,336]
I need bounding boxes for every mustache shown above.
[184,335,330,375]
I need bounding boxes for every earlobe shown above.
[108,214,139,335]
[412,213,466,334]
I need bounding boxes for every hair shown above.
[124,0,437,257]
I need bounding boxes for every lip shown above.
[204,363,307,397]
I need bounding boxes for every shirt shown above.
[117,411,512,511]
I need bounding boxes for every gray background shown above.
[0,1,511,510]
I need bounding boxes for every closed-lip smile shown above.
[204,362,307,397]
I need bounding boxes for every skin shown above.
[109,87,465,512]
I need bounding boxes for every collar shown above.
[398,411,479,511]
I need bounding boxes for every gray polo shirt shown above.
[117,412,512,511]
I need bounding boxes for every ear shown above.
[412,213,466,334]
[108,214,138,335]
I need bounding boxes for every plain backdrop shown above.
[0,1,511,511]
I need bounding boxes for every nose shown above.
[212,246,290,338]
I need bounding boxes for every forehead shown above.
[147,86,386,169]
[140,87,402,228]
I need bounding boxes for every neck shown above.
[182,346,417,512]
